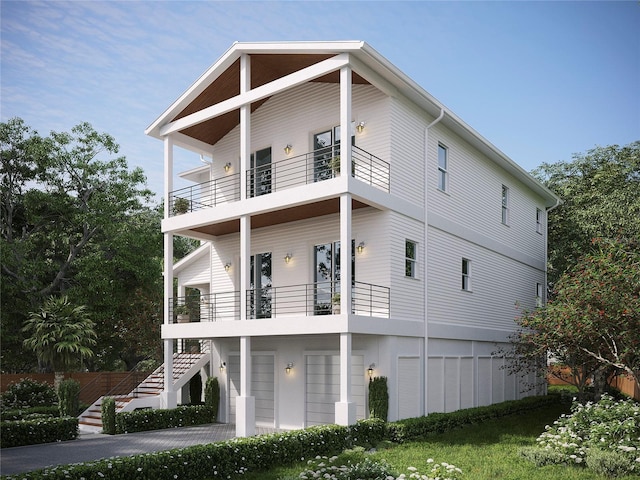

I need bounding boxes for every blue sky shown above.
[2,1,638,200]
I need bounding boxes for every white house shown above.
[145,41,559,437]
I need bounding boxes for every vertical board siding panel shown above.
[460,357,474,409]
[492,357,505,404]
[478,357,491,406]
[444,357,460,412]
[427,357,445,413]
[398,357,421,419]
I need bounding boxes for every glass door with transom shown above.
[313,241,354,315]
[313,126,354,182]
[250,252,272,318]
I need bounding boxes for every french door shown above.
[313,126,354,182]
[313,241,354,315]
[250,252,272,318]
[249,147,272,197]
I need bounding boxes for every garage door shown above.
[229,354,275,427]
[305,354,364,426]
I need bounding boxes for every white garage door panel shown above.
[305,354,364,426]
[229,354,275,426]
[398,357,421,419]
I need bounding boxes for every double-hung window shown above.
[462,258,471,291]
[536,282,544,307]
[501,185,510,225]
[437,144,448,191]
[536,208,543,234]
[405,240,417,278]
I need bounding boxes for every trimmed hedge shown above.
[387,394,557,443]
[0,406,60,422]
[0,416,78,449]
[0,395,558,479]
[115,405,216,434]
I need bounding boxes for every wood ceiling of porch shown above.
[191,198,369,237]
[172,54,370,147]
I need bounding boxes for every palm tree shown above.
[23,295,97,388]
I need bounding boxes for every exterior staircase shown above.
[78,352,209,432]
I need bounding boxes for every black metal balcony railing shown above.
[168,146,390,216]
[169,282,390,323]
[170,291,240,323]
[246,146,390,198]
[170,173,240,216]
[246,281,390,319]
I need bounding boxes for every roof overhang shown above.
[146,40,559,207]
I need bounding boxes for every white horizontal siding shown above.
[427,123,546,261]
[389,211,425,321]
[427,226,544,332]
[177,254,210,288]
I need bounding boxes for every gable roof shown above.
[146,41,558,206]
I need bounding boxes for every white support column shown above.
[340,64,352,187]
[336,332,356,425]
[240,53,250,201]
[236,335,255,437]
[339,193,352,315]
[161,135,177,409]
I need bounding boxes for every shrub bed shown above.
[387,394,557,443]
[0,416,78,449]
[115,405,216,434]
[0,406,60,422]
[1,396,557,479]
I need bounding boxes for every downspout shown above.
[423,108,444,416]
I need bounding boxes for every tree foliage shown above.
[23,295,97,385]
[508,239,640,396]
[1,118,160,372]
[533,141,640,286]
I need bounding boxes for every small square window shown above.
[462,258,471,291]
[438,144,448,191]
[536,208,543,234]
[501,185,509,225]
[405,240,417,278]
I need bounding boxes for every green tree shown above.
[507,239,640,397]
[533,141,639,286]
[23,295,97,387]
[1,118,154,372]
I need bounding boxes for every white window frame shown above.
[437,144,448,192]
[536,282,544,307]
[501,185,510,225]
[405,240,418,278]
[462,258,471,291]
[536,208,543,234]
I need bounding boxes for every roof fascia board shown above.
[159,53,350,137]
[348,55,399,98]
[233,40,365,54]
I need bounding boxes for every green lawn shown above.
[239,402,640,480]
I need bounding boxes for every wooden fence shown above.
[547,366,640,400]
[1,372,151,406]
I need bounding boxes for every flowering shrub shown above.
[0,378,57,411]
[0,416,78,448]
[115,405,215,434]
[522,394,639,477]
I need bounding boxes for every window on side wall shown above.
[501,185,510,225]
[536,282,544,307]
[462,258,471,291]
[437,144,448,192]
[536,208,543,234]
[405,240,417,278]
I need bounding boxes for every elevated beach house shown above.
[145,41,559,436]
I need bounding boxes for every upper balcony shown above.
[168,145,390,217]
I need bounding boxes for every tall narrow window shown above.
[536,208,543,234]
[536,282,544,307]
[501,185,509,225]
[437,144,448,191]
[405,240,417,278]
[462,258,471,291]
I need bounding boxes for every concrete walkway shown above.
[0,424,278,476]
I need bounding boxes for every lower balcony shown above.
[169,281,390,324]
